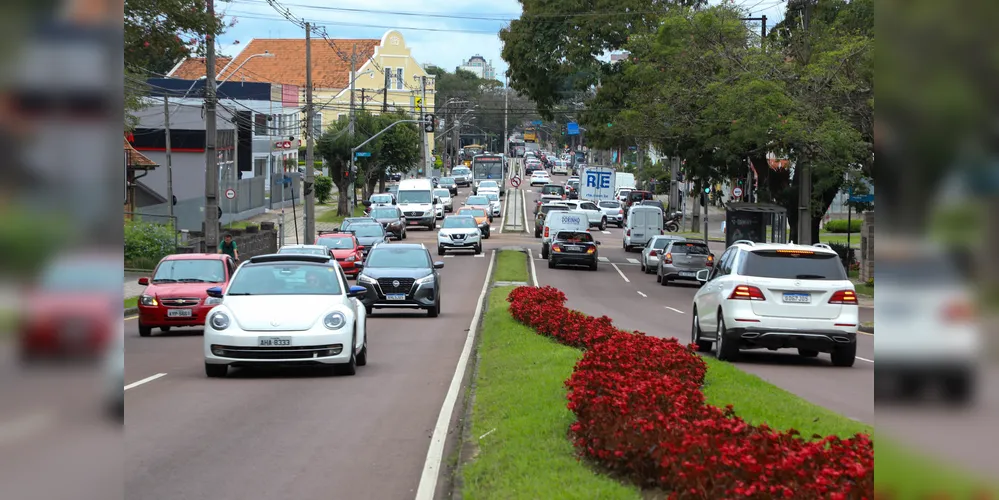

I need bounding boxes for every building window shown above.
[275,114,284,136]
[254,113,268,136]
[384,68,392,89]
[254,157,268,177]
[290,113,299,136]
[311,112,322,137]
[395,68,404,90]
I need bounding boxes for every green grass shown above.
[316,205,365,225]
[222,220,260,230]
[124,297,138,310]
[875,440,996,498]
[492,251,530,283]
[461,285,640,500]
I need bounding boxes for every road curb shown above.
[859,323,873,334]
[125,307,138,317]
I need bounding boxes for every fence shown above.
[138,175,300,231]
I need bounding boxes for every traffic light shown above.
[423,114,435,133]
[344,169,349,179]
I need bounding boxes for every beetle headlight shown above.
[209,312,230,330]
[324,312,347,330]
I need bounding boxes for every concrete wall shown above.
[185,224,279,258]
[860,211,874,282]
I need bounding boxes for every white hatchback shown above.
[203,254,369,377]
[691,242,859,367]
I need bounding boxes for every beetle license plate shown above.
[167,309,192,317]
[258,337,291,347]
[783,293,811,303]
[386,293,406,300]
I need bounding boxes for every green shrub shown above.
[823,219,861,233]
[314,175,334,204]
[124,220,175,268]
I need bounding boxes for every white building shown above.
[459,55,496,81]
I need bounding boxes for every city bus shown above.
[523,127,537,142]
[471,153,507,196]
[461,144,485,166]
[509,138,526,157]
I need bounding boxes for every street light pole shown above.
[304,22,315,244]
[203,0,219,251]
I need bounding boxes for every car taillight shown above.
[544,227,549,237]
[619,209,623,214]
[649,250,657,256]
[663,252,672,264]
[706,255,714,266]
[828,290,858,305]
[626,229,631,236]
[943,300,976,322]
[552,243,562,252]
[729,285,765,301]
[586,247,595,254]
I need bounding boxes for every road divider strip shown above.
[611,263,630,283]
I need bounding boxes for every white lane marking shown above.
[857,357,874,363]
[601,230,611,234]
[611,264,630,283]
[522,187,530,234]
[597,257,609,262]
[124,372,167,391]
[525,189,533,193]
[416,250,496,500]
[444,255,455,258]
[664,306,685,314]
[637,291,647,298]
[0,412,55,446]
[473,254,485,258]
[626,258,640,264]
[527,248,540,287]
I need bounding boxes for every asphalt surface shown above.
[124,185,495,500]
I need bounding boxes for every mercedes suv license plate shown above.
[386,293,406,300]
[259,337,291,347]
[783,293,811,303]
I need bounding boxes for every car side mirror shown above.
[354,263,364,270]
[138,277,150,286]
[361,200,372,208]
[206,286,224,298]
[434,197,440,205]
[433,261,445,269]
[595,241,601,245]
[357,246,365,251]
[392,199,397,205]
[347,285,367,298]
[695,269,710,282]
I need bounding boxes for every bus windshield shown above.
[472,156,504,181]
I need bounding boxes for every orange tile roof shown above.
[169,38,380,89]
[125,139,157,167]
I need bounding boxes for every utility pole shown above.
[503,75,509,158]
[419,75,428,178]
[203,0,220,250]
[163,95,174,220]
[382,68,390,112]
[348,44,357,210]
[360,89,366,111]
[669,156,680,213]
[795,1,813,243]
[303,22,316,245]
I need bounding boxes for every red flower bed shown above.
[507,286,874,499]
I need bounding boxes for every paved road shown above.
[124,184,496,499]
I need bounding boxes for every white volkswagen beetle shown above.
[202,253,368,377]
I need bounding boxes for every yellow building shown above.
[169,30,436,166]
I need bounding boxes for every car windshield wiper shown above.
[151,278,177,283]
[795,274,827,280]
[177,278,208,282]
[226,292,253,296]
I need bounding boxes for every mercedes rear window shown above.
[739,250,847,280]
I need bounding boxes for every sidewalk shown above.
[239,202,338,246]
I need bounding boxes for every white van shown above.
[541,210,590,259]
[624,205,664,251]
[397,178,440,230]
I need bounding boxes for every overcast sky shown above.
[217,0,789,82]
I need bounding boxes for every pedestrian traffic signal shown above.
[700,193,707,207]
[703,186,711,194]
[424,114,436,133]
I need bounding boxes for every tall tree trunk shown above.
[336,183,350,216]
[378,175,386,194]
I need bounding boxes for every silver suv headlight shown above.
[358,275,377,284]
[209,311,230,330]
[415,274,435,285]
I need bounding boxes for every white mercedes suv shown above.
[690,241,859,366]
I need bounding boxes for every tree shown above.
[360,112,420,199]
[501,0,706,117]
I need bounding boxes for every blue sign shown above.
[355,151,371,157]
[566,122,579,135]
[585,170,612,189]
[531,120,543,125]
[848,194,873,203]
[280,175,292,186]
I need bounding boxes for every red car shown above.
[19,253,120,361]
[136,254,237,337]
[316,233,364,277]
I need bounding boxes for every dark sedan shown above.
[355,244,444,317]
[338,217,377,233]
[438,177,458,196]
[368,206,407,240]
[548,230,600,271]
[342,223,390,259]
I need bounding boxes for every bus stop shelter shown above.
[724,203,788,247]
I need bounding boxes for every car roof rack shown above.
[731,240,756,246]
[812,243,834,250]
[248,254,332,264]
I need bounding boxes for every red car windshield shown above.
[152,259,226,283]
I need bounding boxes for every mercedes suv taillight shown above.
[828,290,858,305]
[729,285,765,301]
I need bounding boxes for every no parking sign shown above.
[511,176,522,188]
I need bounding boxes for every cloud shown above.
[216,0,520,79]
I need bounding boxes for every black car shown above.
[367,206,407,240]
[343,223,390,259]
[548,230,600,270]
[338,217,377,233]
[439,177,458,196]
[355,244,444,317]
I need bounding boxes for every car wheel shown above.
[589,262,598,271]
[691,309,712,352]
[474,244,482,255]
[541,245,549,259]
[661,275,669,286]
[640,259,646,272]
[798,349,819,358]
[830,342,856,367]
[715,315,739,361]
[402,229,407,240]
[438,245,446,256]
[618,222,624,228]
[139,325,153,337]
[356,333,368,367]
[336,335,358,375]
[942,373,974,405]
[484,230,490,239]
[160,326,171,332]
[365,305,373,316]
[548,258,555,269]
[205,363,227,378]
[599,218,607,231]
[428,298,441,318]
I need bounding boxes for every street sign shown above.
[732,186,743,199]
[510,176,522,188]
[355,151,371,158]
[848,194,873,203]
[415,96,423,112]
[224,188,236,200]
[567,122,580,135]
[531,120,542,125]
[580,166,615,201]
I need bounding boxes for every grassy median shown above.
[491,251,530,283]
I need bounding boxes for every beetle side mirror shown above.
[695,269,710,282]
[206,286,224,298]
[347,285,367,298]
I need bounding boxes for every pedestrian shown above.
[218,233,240,261]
